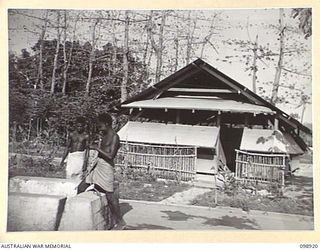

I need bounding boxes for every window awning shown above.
[118,121,220,148]
[240,128,304,154]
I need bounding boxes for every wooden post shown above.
[194,147,197,181]
[216,138,220,171]
[214,173,218,205]
[244,113,249,127]
[281,155,285,196]
[217,111,221,126]
[124,140,129,178]
[176,110,181,124]
[274,117,279,130]
[235,150,239,178]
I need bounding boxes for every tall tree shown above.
[62,12,79,95]
[148,10,167,83]
[270,9,285,105]
[111,11,119,73]
[185,11,197,64]
[121,10,129,102]
[51,10,62,94]
[174,15,180,72]
[37,10,49,90]
[200,13,219,59]
[62,10,68,95]
[85,18,100,96]
[251,35,258,93]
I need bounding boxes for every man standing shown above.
[60,117,89,180]
[77,113,126,230]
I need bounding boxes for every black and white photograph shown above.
[7,7,313,232]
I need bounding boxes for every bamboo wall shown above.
[235,149,287,186]
[115,142,197,181]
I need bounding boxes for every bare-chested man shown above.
[77,113,126,230]
[60,117,89,180]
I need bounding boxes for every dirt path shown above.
[159,187,212,205]
[121,199,314,230]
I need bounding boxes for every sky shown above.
[203,9,312,124]
[8,8,313,124]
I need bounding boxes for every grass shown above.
[191,173,313,216]
[119,178,191,202]
[115,167,191,202]
[9,154,65,179]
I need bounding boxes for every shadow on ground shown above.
[124,224,173,230]
[120,202,133,216]
[203,215,259,230]
[161,210,259,230]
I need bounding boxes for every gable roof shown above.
[119,58,311,135]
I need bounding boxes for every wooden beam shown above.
[167,88,235,93]
[150,67,202,101]
[122,64,201,104]
[199,63,264,105]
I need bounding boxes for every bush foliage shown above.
[9,39,149,148]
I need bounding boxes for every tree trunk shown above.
[301,102,306,123]
[174,15,179,72]
[174,36,179,72]
[155,11,166,83]
[271,9,285,105]
[111,11,118,73]
[200,15,218,59]
[252,35,258,93]
[37,10,49,90]
[144,11,154,80]
[148,11,166,83]
[186,11,192,64]
[121,10,129,102]
[143,14,151,67]
[62,12,79,95]
[185,11,197,64]
[62,10,67,95]
[51,10,61,94]
[85,19,99,96]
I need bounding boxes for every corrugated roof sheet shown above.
[240,128,304,154]
[118,121,219,148]
[122,97,274,114]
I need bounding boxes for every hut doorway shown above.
[220,126,244,172]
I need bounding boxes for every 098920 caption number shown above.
[300,244,318,248]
